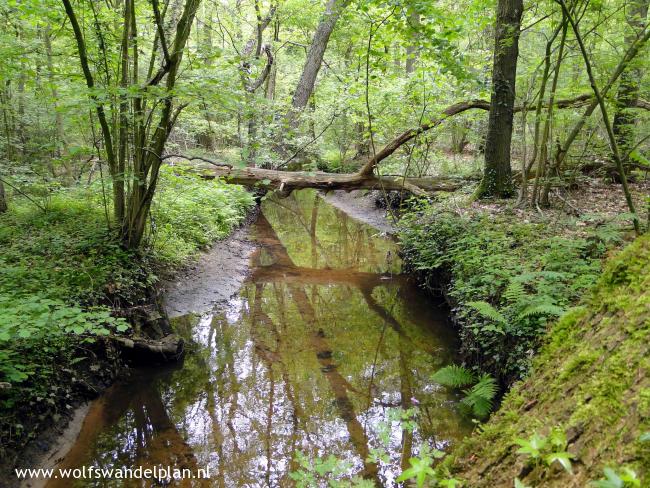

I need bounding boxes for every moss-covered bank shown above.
[447,233,650,486]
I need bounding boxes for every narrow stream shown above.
[47,189,471,487]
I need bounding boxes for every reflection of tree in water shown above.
[50,190,470,488]
[260,190,399,273]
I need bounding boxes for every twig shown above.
[275,112,340,169]
[144,149,233,168]
[0,176,47,212]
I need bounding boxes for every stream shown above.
[45,189,471,487]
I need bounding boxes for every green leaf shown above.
[431,365,476,388]
[515,433,547,459]
[545,452,573,473]
[116,323,129,332]
[467,301,507,324]
[397,457,437,488]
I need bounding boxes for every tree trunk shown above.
[475,0,523,199]
[43,25,67,162]
[288,0,349,124]
[405,11,419,74]
[265,20,280,100]
[612,0,649,169]
[0,179,7,213]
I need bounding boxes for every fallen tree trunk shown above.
[204,166,465,195]
[186,93,650,196]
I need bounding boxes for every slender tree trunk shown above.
[517,21,564,206]
[265,20,279,100]
[0,179,7,213]
[116,0,132,225]
[43,25,67,160]
[475,0,523,199]
[536,18,569,207]
[559,0,641,234]
[405,11,419,74]
[288,0,349,125]
[612,0,649,170]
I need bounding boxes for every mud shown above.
[161,213,259,318]
[322,189,397,235]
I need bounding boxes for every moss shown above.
[448,234,650,487]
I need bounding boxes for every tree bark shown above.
[612,0,649,169]
[559,0,641,234]
[207,165,464,194]
[405,10,419,74]
[475,0,523,199]
[0,179,7,213]
[288,0,349,124]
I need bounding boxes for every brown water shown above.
[46,189,471,487]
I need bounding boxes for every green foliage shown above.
[289,451,374,488]
[399,206,620,383]
[460,374,498,418]
[431,364,476,388]
[515,428,574,474]
[591,467,641,488]
[397,453,442,487]
[432,365,498,418]
[149,166,254,265]
[0,171,252,452]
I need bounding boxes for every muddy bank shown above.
[322,189,397,234]
[161,223,257,318]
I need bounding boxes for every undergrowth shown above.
[0,168,253,456]
[399,201,625,385]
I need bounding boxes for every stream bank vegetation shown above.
[0,168,252,467]
[0,0,649,483]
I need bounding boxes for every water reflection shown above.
[47,190,471,487]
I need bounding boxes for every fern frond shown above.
[513,271,565,283]
[461,374,498,418]
[431,365,476,388]
[517,303,564,319]
[503,281,526,303]
[467,301,507,324]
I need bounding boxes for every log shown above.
[111,334,184,363]
[204,166,465,195]
[186,93,650,195]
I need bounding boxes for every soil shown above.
[161,209,260,318]
[322,189,397,235]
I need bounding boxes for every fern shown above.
[512,271,565,283]
[467,301,507,324]
[503,281,526,303]
[460,374,498,418]
[517,302,564,319]
[431,365,476,388]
